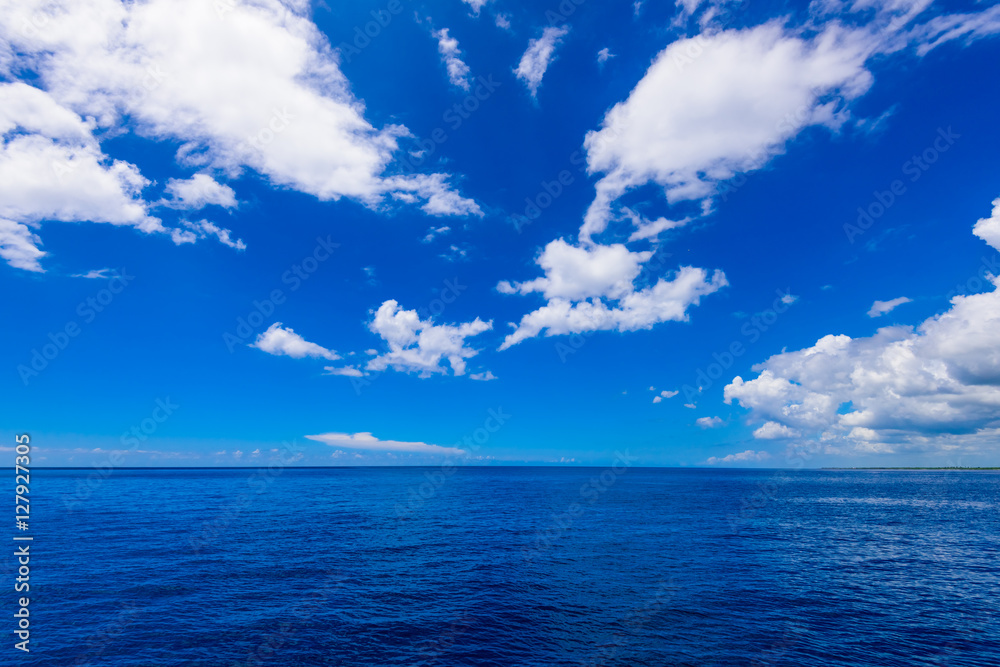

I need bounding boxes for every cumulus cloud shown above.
[579,4,1000,244]
[0,82,169,271]
[498,239,726,349]
[706,449,770,464]
[432,28,471,90]
[162,174,237,209]
[753,421,800,439]
[868,296,912,318]
[581,21,875,242]
[973,197,1000,251]
[306,432,464,456]
[696,416,724,428]
[366,300,492,377]
[251,323,340,361]
[0,0,480,271]
[597,47,615,64]
[469,370,497,381]
[515,26,569,96]
[725,221,1000,455]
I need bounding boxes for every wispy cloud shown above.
[868,296,912,318]
[306,432,464,456]
[432,28,471,90]
[515,26,570,96]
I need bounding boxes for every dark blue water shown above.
[14,468,1000,665]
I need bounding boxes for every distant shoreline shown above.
[822,467,1000,470]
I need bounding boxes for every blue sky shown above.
[3,0,1000,467]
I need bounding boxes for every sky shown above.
[2,0,1000,468]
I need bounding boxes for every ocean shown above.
[16,467,1000,665]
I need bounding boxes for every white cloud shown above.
[422,225,451,243]
[460,0,489,16]
[706,449,770,464]
[432,28,471,90]
[1,0,480,226]
[367,300,492,377]
[495,14,511,30]
[251,322,340,361]
[498,240,726,349]
[623,208,689,242]
[973,197,1000,252]
[162,174,237,209]
[384,173,483,217]
[579,4,1000,244]
[172,219,245,250]
[696,416,724,428]
[469,370,497,381]
[905,4,1000,56]
[0,219,45,272]
[498,239,651,301]
[654,389,679,403]
[306,432,464,456]
[580,21,875,242]
[725,224,1000,455]
[323,365,364,377]
[868,296,912,318]
[597,47,615,64]
[0,82,170,271]
[753,421,800,439]
[514,26,570,96]
[71,268,117,279]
